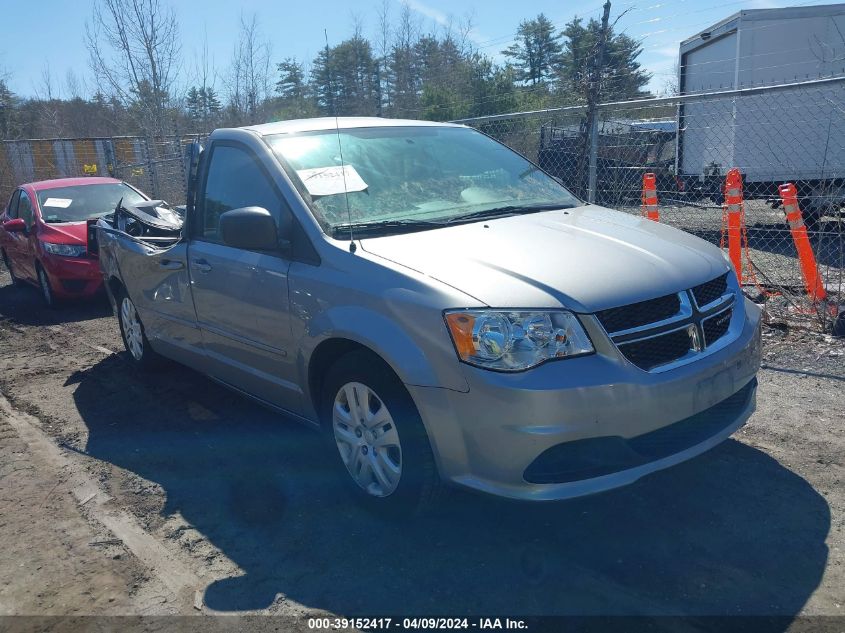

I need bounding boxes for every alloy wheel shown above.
[38,268,52,306]
[333,381,403,497]
[120,297,144,361]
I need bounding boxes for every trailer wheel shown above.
[796,194,822,234]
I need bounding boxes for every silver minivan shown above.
[98,117,762,513]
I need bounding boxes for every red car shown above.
[0,177,148,307]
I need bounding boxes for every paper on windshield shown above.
[42,198,73,208]
[296,165,368,197]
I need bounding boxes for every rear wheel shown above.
[320,350,442,515]
[116,288,161,369]
[1,250,21,287]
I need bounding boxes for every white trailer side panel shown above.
[679,5,845,183]
[734,11,845,182]
[679,31,737,179]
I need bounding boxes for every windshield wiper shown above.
[331,218,444,238]
[444,203,576,224]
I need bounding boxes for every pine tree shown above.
[274,58,316,119]
[201,87,222,120]
[502,14,563,87]
[186,87,203,122]
[558,17,651,102]
[311,37,379,116]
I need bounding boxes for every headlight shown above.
[41,242,86,257]
[444,309,594,371]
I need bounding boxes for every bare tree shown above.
[64,69,85,100]
[32,63,64,137]
[457,11,477,56]
[85,0,181,135]
[226,13,272,125]
[661,59,680,97]
[38,63,56,101]
[375,0,392,112]
[185,27,222,131]
[194,27,217,99]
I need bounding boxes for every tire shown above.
[320,350,443,516]
[1,250,21,287]
[115,287,162,369]
[834,311,845,338]
[37,265,57,308]
[803,209,822,235]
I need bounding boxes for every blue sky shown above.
[0,0,837,98]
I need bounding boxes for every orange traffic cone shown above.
[723,169,744,282]
[778,183,827,302]
[641,173,659,222]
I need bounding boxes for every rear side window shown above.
[197,143,288,243]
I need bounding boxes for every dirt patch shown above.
[0,408,179,615]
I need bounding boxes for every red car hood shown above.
[39,222,88,245]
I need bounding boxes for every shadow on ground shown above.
[70,355,829,619]
[0,281,112,325]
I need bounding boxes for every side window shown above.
[198,144,289,244]
[17,192,34,226]
[6,190,20,219]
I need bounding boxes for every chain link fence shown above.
[0,134,197,209]
[457,77,845,333]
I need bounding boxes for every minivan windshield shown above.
[36,183,146,223]
[267,126,580,236]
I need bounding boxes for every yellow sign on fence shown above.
[83,163,98,174]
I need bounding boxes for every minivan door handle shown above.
[191,258,212,273]
[159,259,184,270]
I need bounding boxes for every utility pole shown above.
[586,0,611,203]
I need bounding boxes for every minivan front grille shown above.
[596,272,737,372]
[596,293,681,334]
[617,327,692,371]
[702,307,732,346]
[692,273,728,308]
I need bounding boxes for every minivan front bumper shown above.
[408,298,762,501]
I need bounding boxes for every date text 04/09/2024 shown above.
[306,617,529,630]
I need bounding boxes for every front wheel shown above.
[37,265,57,308]
[321,350,443,515]
[117,290,161,369]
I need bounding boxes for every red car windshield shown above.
[36,183,146,223]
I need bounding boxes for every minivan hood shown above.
[360,205,730,312]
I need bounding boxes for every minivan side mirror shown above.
[219,207,283,251]
[2,218,27,233]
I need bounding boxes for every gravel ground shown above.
[0,263,843,626]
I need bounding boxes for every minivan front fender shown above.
[300,304,470,408]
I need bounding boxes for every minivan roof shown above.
[243,116,465,137]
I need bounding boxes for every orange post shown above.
[778,183,827,302]
[641,173,659,221]
[724,169,744,281]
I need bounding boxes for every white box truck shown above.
[678,4,845,225]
